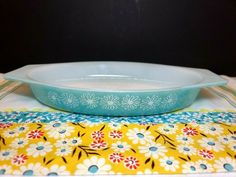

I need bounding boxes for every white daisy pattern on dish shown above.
[42,165,71,176]
[10,138,28,149]
[122,95,140,110]
[198,137,224,152]
[75,156,111,175]
[48,91,60,104]
[80,93,98,109]
[26,142,52,157]
[55,146,72,156]
[0,165,12,175]
[213,157,236,172]
[111,141,131,153]
[159,156,180,172]
[162,94,177,108]
[182,162,199,173]
[126,128,154,144]
[176,134,194,145]
[141,96,161,110]
[138,142,167,159]
[101,95,119,110]
[199,123,223,135]
[61,93,78,108]
[195,160,214,173]
[177,144,197,156]
[0,149,17,160]
[12,162,46,176]
[158,124,178,135]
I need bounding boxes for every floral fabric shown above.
[0,117,236,175]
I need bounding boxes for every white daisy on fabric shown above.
[199,123,223,135]
[138,142,167,159]
[158,124,178,135]
[12,162,46,176]
[47,125,75,139]
[108,122,122,130]
[122,95,140,110]
[195,160,214,173]
[10,138,28,149]
[3,129,18,138]
[55,146,72,156]
[55,139,70,147]
[126,128,154,144]
[111,141,131,153]
[137,169,158,174]
[75,156,111,175]
[141,96,161,110]
[48,91,60,104]
[214,157,236,172]
[177,144,197,156]
[26,142,52,157]
[61,93,78,108]
[0,149,17,160]
[198,137,224,152]
[101,95,119,110]
[176,134,194,145]
[42,165,71,176]
[69,137,82,146]
[218,135,233,145]
[159,156,180,172]
[0,165,12,175]
[228,142,236,152]
[80,93,98,109]
[182,162,199,173]
[81,120,100,127]
[14,125,29,134]
[44,122,63,131]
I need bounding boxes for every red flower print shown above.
[183,127,198,136]
[109,130,122,139]
[90,139,107,149]
[198,149,214,160]
[91,131,104,140]
[27,130,44,139]
[124,156,140,170]
[0,123,13,129]
[109,153,124,163]
[12,154,28,165]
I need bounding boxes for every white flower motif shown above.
[182,162,199,173]
[218,134,236,145]
[122,95,140,110]
[80,93,98,109]
[195,160,214,173]
[44,122,63,131]
[47,125,75,139]
[14,125,29,134]
[141,96,161,110]
[198,137,224,152]
[176,134,194,145]
[177,145,197,156]
[61,93,78,108]
[137,169,158,174]
[56,146,72,156]
[27,142,52,157]
[158,124,178,135]
[48,91,60,104]
[126,128,154,144]
[159,156,180,172]
[55,139,70,147]
[138,142,167,159]
[0,149,17,160]
[42,165,71,176]
[0,165,12,175]
[3,129,18,138]
[69,137,82,146]
[199,123,223,135]
[111,141,131,153]
[10,138,28,149]
[228,143,236,152]
[75,156,112,175]
[12,163,46,176]
[162,94,177,107]
[101,95,119,110]
[214,157,236,172]
[108,122,122,130]
[82,121,100,127]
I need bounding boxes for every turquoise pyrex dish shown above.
[4,62,227,116]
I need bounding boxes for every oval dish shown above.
[4,62,227,116]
